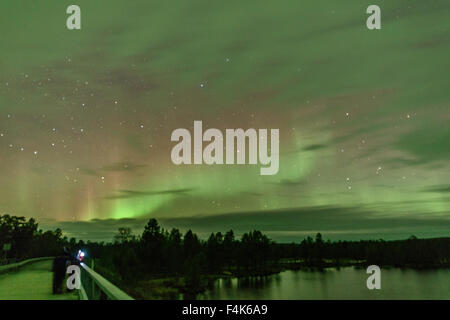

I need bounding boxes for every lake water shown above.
[197,267,450,300]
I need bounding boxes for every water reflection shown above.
[196,267,450,300]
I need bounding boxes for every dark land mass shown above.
[1,215,449,299]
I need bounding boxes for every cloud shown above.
[41,205,450,243]
[302,144,328,151]
[104,188,195,200]
[394,124,450,166]
[44,218,145,242]
[423,185,450,194]
[79,161,147,177]
[158,206,450,241]
[269,179,307,187]
[282,143,328,155]
[412,35,450,49]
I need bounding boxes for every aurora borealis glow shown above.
[0,0,449,241]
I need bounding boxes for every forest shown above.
[1,214,449,298]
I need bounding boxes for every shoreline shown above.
[125,261,449,299]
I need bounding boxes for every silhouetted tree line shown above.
[1,215,449,286]
[79,220,275,287]
[275,234,449,269]
[72,220,450,290]
[0,215,69,262]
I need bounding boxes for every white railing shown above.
[79,262,134,300]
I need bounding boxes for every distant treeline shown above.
[0,215,66,261]
[1,215,449,288]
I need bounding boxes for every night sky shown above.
[0,1,448,241]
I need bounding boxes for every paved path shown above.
[0,259,78,300]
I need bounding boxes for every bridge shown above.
[0,257,133,300]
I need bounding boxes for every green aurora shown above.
[0,0,449,241]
